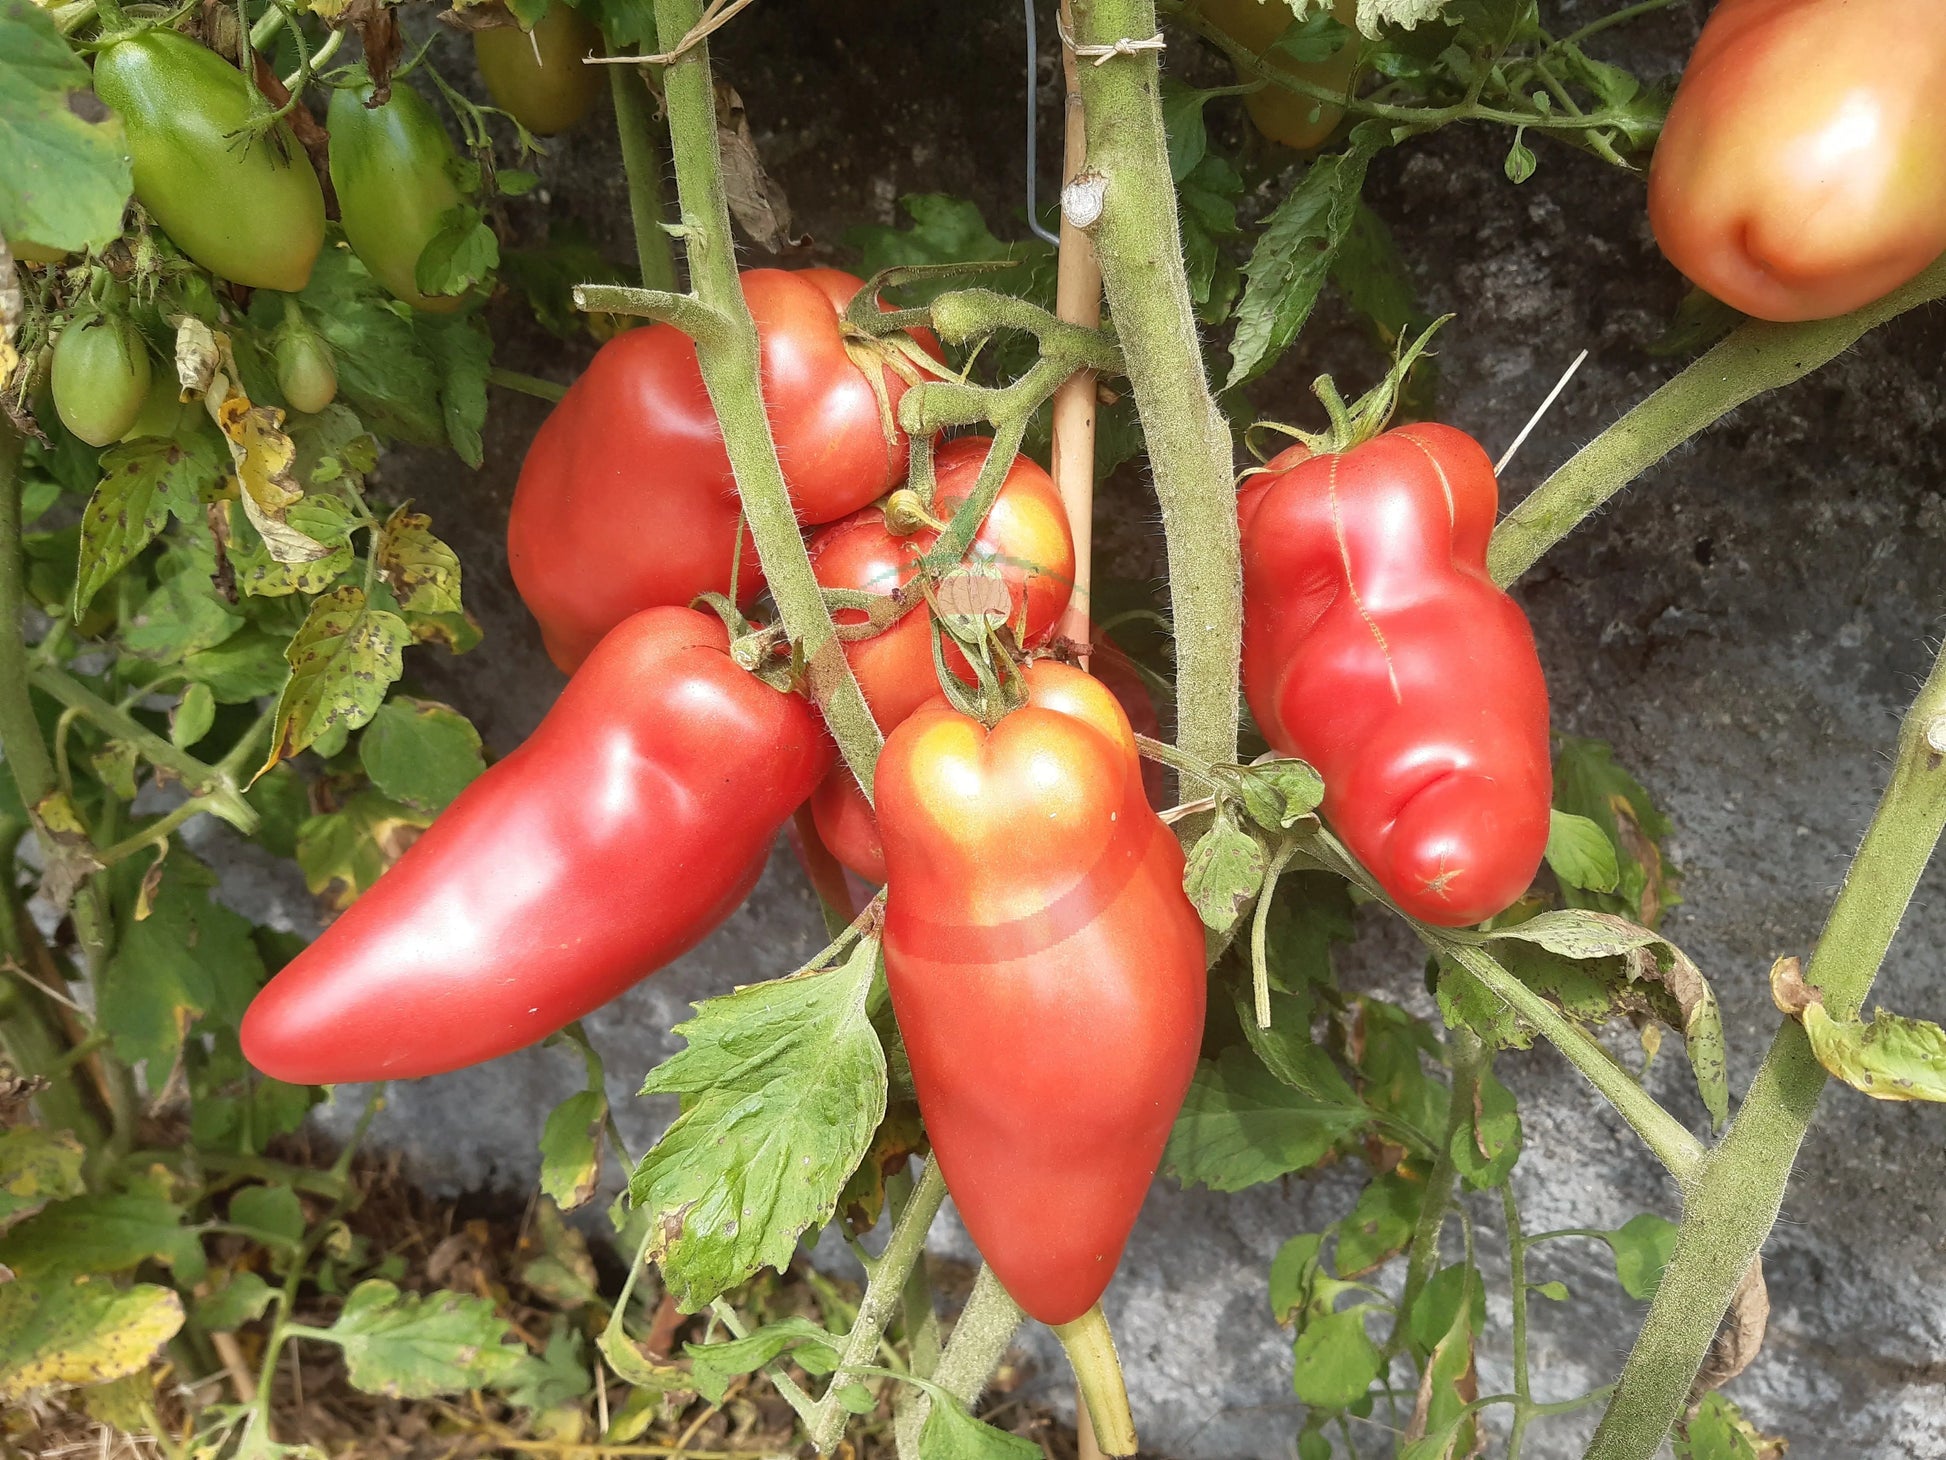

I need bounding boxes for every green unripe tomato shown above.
[474,3,605,137]
[52,313,153,447]
[274,322,338,413]
[92,32,327,292]
[1204,0,1359,151]
[328,82,467,312]
[119,369,196,443]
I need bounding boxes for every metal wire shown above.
[1025,0,1061,245]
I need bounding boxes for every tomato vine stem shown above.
[1588,642,1946,1457]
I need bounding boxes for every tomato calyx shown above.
[1253,315,1450,459]
[882,488,948,537]
[925,565,1029,727]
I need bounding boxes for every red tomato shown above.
[1240,423,1551,927]
[807,434,1076,733]
[240,607,831,1083]
[508,268,936,672]
[1648,0,1946,321]
[876,661,1205,1325]
[809,769,885,885]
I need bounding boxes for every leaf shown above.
[288,248,445,447]
[121,545,245,662]
[627,936,887,1309]
[1160,78,1213,183]
[417,311,492,468]
[843,194,1050,309]
[228,1183,305,1248]
[97,853,265,1075]
[375,506,464,615]
[0,1127,86,1235]
[1240,997,1362,1107]
[1553,736,1679,925]
[220,493,356,598]
[1448,1064,1521,1190]
[1796,995,1946,1103]
[917,1387,1043,1460]
[1604,1212,1678,1301]
[0,0,131,253]
[0,1191,205,1283]
[1404,1262,1479,1457]
[90,738,140,802]
[1694,1260,1769,1397]
[1226,121,1385,388]
[1165,1047,1370,1192]
[1677,1391,1787,1460]
[1291,1304,1384,1409]
[684,1316,842,1403]
[414,205,500,300]
[260,587,410,775]
[0,1274,182,1401]
[1332,1170,1422,1277]
[170,680,216,749]
[1183,810,1268,933]
[520,1199,599,1309]
[500,222,634,340]
[359,697,483,814]
[1228,757,1325,833]
[72,434,224,615]
[497,1321,592,1413]
[539,1090,607,1213]
[321,1279,526,1399]
[195,1269,276,1331]
[295,791,434,913]
[1180,152,1244,322]
[211,373,331,566]
[183,628,293,703]
[1545,809,1620,894]
[1503,133,1537,184]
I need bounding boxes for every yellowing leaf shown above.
[0,1275,183,1400]
[376,506,463,615]
[259,587,409,776]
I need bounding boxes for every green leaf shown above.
[0,1127,86,1235]
[1226,121,1385,388]
[260,586,410,773]
[170,681,216,750]
[359,697,483,814]
[1179,152,1243,322]
[1161,79,1214,183]
[1604,1212,1678,1301]
[320,1279,525,1399]
[1545,809,1620,894]
[843,194,1050,308]
[1553,735,1679,925]
[1333,1170,1422,1277]
[1240,999,1361,1107]
[0,1191,204,1283]
[195,1269,276,1331]
[916,1388,1042,1460]
[97,853,265,1075]
[1267,1232,1323,1326]
[1291,1303,1383,1409]
[228,1183,305,1248]
[1183,810,1268,934]
[295,791,434,913]
[414,205,500,300]
[225,493,356,598]
[122,544,246,662]
[0,1274,182,1401]
[1229,758,1325,832]
[375,506,464,615]
[684,1317,842,1403]
[73,435,224,616]
[1800,1001,1946,1102]
[519,1199,600,1309]
[1448,1063,1522,1190]
[89,738,140,802]
[1532,1279,1569,1301]
[538,1090,607,1213]
[500,222,633,339]
[627,937,887,1309]
[1352,997,1448,1147]
[1503,133,1537,184]
[417,311,493,468]
[1165,1047,1370,1192]
[497,1321,592,1413]
[0,0,131,253]
[1407,1261,1485,1356]
[1409,1260,1481,1458]
[1676,1392,1785,1460]
[182,628,293,703]
[288,248,445,448]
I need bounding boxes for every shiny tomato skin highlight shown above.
[507,269,934,672]
[806,435,1075,734]
[876,661,1205,1325]
[240,607,831,1083]
[1648,0,1946,321]
[1240,423,1551,927]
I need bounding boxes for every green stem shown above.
[1072,0,1241,806]
[1052,1304,1137,1458]
[894,1264,1025,1458]
[646,0,882,789]
[609,62,679,293]
[0,428,58,827]
[1504,1183,1535,1459]
[805,1157,948,1452]
[1488,254,1946,586]
[487,367,570,403]
[27,666,257,833]
[1385,1028,1479,1361]
[1588,643,1946,1458]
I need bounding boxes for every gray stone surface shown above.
[203,2,1946,1455]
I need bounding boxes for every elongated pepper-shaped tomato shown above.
[876,662,1205,1325]
[507,269,936,672]
[1648,0,1946,322]
[241,607,831,1083]
[1239,423,1551,927]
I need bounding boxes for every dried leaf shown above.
[714,83,799,252]
[1690,1261,1768,1400]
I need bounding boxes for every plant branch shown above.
[645,0,882,789]
[1488,253,1946,585]
[1072,0,1242,807]
[572,285,730,341]
[893,1263,1025,1459]
[1588,641,1946,1457]
[0,429,59,833]
[806,1157,948,1452]
[488,367,570,403]
[609,62,679,293]
[1384,1028,1478,1363]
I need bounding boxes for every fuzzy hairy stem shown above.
[1587,644,1946,1457]
[1488,254,1946,586]
[1072,0,1242,804]
[609,62,679,293]
[647,0,881,787]
[894,1264,1025,1458]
